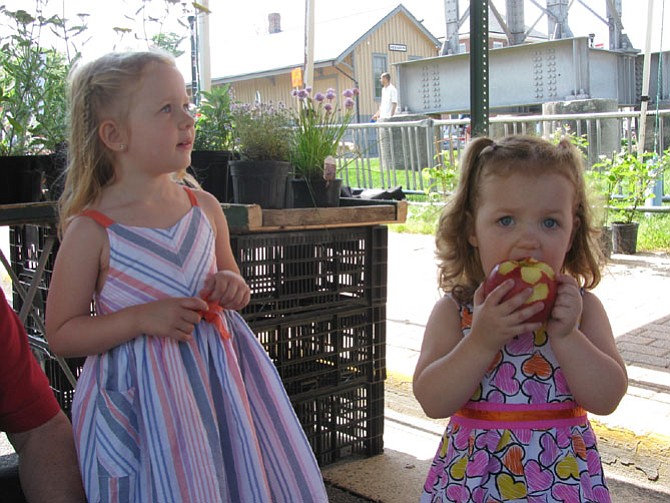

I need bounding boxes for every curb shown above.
[591,420,670,484]
[384,370,670,486]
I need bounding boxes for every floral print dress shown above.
[420,297,611,503]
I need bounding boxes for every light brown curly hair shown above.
[436,134,605,304]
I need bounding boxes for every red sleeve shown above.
[0,289,61,433]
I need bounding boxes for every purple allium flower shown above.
[297,89,308,99]
[325,88,336,100]
[305,86,312,94]
[324,103,333,113]
[343,89,354,98]
[291,89,298,97]
[344,98,355,110]
[352,88,360,96]
[314,92,325,102]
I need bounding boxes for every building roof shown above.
[212,4,440,83]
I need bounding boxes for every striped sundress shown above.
[71,187,327,503]
[420,297,611,502]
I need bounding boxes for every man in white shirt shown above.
[373,72,399,172]
[372,72,398,120]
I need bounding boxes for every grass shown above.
[389,201,670,253]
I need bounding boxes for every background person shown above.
[372,71,399,172]
[45,51,327,502]
[0,289,85,503]
[413,135,627,501]
[372,71,398,121]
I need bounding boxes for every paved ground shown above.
[323,232,670,502]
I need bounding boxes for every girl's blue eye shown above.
[543,218,558,229]
[499,216,513,226]
[161,104,172,113]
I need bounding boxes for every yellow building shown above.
[210,5,440,122]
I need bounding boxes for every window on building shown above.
[372,54,387,100]
[459,42,467,53]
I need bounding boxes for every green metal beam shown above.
[470,0,490,137]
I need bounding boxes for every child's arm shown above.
[195,190,251,310]
[547,275,628,415]
[413,281,544,419]
[46,216,209,357]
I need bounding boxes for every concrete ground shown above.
[323,232,670,502]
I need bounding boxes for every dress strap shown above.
[81,209,114,228]
[80,186,197,227]
[183,186,199,207]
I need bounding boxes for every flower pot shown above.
[0,154,65,204]
[611,221,639,255]
[230,160,291,209]
[189,150,235,203]
[290,177,342,208]
[599,226,613,259]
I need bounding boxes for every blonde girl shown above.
[46,51,327,502]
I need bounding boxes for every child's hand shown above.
[137,297,209,342]
[471,279,544,352]
[199,271,251,311]
[546,273,582,339]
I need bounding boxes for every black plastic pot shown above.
[611,221,639,255]
[189,150,235,203]
[290,177,342,208]
[229,160,291,209]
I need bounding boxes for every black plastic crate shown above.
[41,355,86,417]
[9,224,58,340]
[252,305,386,398]
[293,381,385,466]
[233,226,388,323]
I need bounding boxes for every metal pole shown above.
[304,0,315,89]
[637,0,654,161]
[197,0,211,92]
[188,15,199,103]
[470,0,489,137]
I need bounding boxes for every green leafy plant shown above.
[592,148,668,224]
[422,150,459,202]
[193,84,235,151]
[231,101,293,161]
[290,86,358,179]
[0,2,87,155]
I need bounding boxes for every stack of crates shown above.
[9,224,86,416]
[10,222,388,466]
[232,225,387,465]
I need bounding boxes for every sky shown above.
[2,0,669,80]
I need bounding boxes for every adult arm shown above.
[8,411,86,503]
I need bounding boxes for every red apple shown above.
[483,258,557,323]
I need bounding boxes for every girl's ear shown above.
[98,120,127,152]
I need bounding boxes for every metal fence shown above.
[338,109,670,200]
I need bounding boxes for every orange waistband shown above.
[454,406,586,422]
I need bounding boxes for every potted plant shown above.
[289,86,358,207]
[0,2,85,204]
[592,148,668,254]
[228,100,294,208]
[190,84,237,203]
